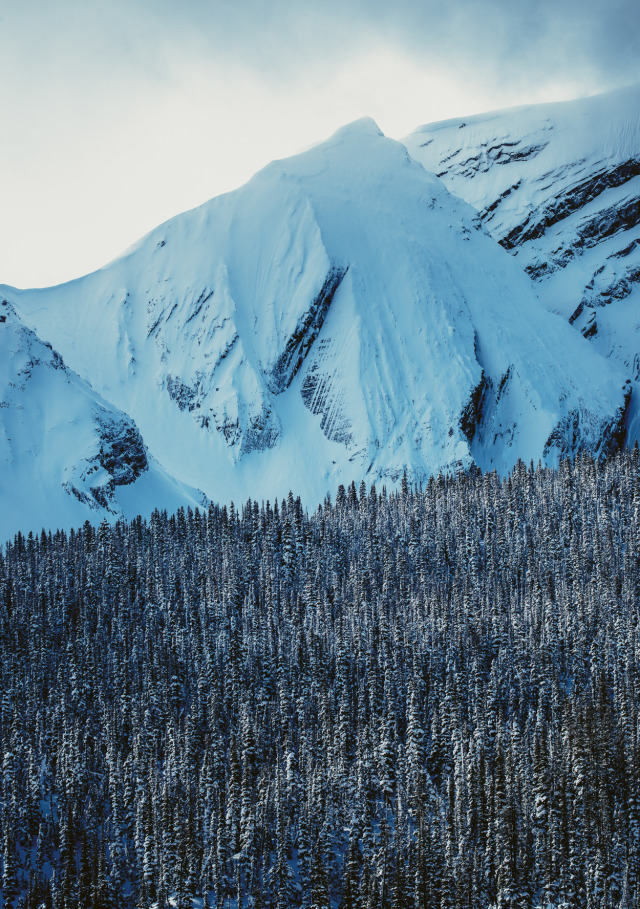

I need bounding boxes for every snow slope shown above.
[0,299,205,542]
[404,84,640,435]
[3,118,630,521]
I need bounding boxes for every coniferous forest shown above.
[3,450,640,908]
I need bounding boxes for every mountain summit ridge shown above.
[404,82,640,436]
[0,106,633,539]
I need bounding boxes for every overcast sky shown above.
[1,0,638,288]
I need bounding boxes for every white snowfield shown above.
[0,301,205,540]
[0,109,632,540]
[404,82,640,436]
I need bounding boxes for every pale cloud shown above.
[0,0,637,287]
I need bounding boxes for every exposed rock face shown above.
[95,412,148,487]
[404,84,640,442]
[459,371,488,445]
[1,113,631,525]
[300,335,355,447]
[544,382,632,462]
[501,157,640,251]
[269,266,348,394]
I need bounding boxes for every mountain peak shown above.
[3,103,628,536]
[330,116,385,141]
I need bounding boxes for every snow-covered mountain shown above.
[0,298,205,540]
[404,83,640,434]
[1,117,631,537]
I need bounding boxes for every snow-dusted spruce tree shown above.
[1,447,640,906]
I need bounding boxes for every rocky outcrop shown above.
[300,337,354,446]
[404,85,640,448]
[269,266,347,393]
[544,382,632,461]
[459,371,488,444]
[95,412,148,487]
[501,158,640,249]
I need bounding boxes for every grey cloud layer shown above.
[151,0,640,90]
[4,0,638,93]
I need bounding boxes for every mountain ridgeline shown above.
[2,88,639,538]
[405,83,640,438]
[2,450,640,907]
[0,300,205,540]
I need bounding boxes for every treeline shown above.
[2,450,640,908]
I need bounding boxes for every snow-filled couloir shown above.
[2,117,631,525]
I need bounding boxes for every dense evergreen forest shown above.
[2,450,640,909]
